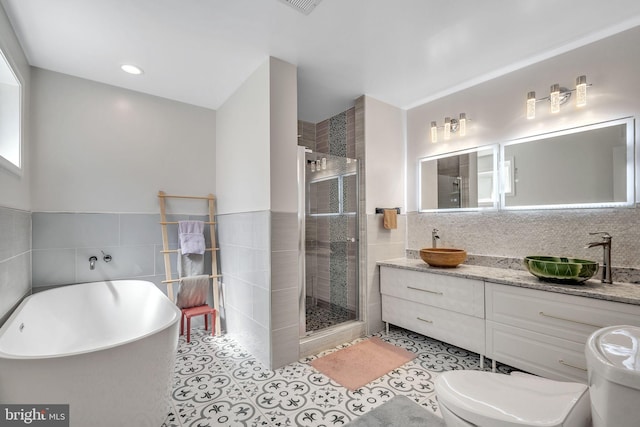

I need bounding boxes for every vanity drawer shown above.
[382,295,485,355]
[486,321,588,383]
[486,282,640,343]
[380,267,484,318]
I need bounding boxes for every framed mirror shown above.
[501,118,635,209]
[419,145,499,212]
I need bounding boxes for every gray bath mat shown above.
[345,395,445,427]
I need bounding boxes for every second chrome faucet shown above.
[586,232,612,284]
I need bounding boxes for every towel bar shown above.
[375,207,401,214]
[162,274,222,284]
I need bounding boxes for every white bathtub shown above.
[0,280,181,427]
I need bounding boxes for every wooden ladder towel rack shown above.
[158,191,222,336]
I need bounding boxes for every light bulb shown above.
[310,161,316,172]
[526,91,536,119]
[576,75,587,107]
[444,117,451,140]
[459,113,467,136]
[430,121,438,143]
[321,157,327,170]
[550,84,560,113]
[121,64,143,75]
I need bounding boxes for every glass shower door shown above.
[301,151,359,336]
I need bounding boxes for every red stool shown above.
[180,305,216,343]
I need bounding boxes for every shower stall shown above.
[298,148,359,338]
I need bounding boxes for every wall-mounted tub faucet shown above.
[89,256,98,270]
[586,232,612,284]
[101,250,112,263]
[432,228,440,248]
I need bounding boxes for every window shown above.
[0,47,22,174]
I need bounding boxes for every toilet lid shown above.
[436,371,589,427]
[589,325,640,389]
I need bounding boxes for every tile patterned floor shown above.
[305,300,356,333]
[163,326,516,427]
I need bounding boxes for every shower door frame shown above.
[298,147,360,338]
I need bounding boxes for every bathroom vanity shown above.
[379,259,640,382]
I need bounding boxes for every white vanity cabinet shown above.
[485,282,640,382]
[380,266,485,355]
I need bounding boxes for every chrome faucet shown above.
[89,256,98,270]
[432,228,440,248]
[586,232,612,284]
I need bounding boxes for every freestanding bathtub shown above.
[0,280,181,427]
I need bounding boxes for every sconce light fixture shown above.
[526,75,591,119]
[430,113,468,143]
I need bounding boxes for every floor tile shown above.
[166,325,517,426]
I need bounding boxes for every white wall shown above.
[216,60,270,215]
[30,68,216,214]
[0,3,30,211]
[215,57,299,369]
[364,96,405,213]
[361,96,406,334]
[269,58,298,213]
[407,25,640,213]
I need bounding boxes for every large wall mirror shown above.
[419,145,499,212]
[501,118,635,209]
[418,118,635,212]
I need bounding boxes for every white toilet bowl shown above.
[586,325,640,427]
[436,325,640,427]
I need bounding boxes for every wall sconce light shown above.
[430,121,438,143]
[430,113,468,143]
[526,91,536,120]
[444,117,451,140]
[526,75,591,119]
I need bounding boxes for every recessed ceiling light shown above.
[121,64,143,75]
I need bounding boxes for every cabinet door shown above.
[486,321,588,382]
[486,282,640,343]
[382,295,485,355]
[381,267,484,318]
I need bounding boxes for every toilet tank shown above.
[586,325,640,427]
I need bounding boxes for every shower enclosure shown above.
[298,149,359,337]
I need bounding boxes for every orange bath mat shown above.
[310,337,417,390]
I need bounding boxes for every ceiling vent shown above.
[278,0,323,15]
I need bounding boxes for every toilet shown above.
[435,325,640,427]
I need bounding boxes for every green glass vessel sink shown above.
[523,256,599,284]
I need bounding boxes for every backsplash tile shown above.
[32,249,76,286]
[407,208,640,283]
[408,209,640,266]
[31,212,213,290]
[33,212,119,249]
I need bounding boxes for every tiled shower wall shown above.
[299,107,357,313]
[0,207,31,324]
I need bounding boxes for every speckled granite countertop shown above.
[378,258,640,306]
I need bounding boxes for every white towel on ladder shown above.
[178,220,206,255]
